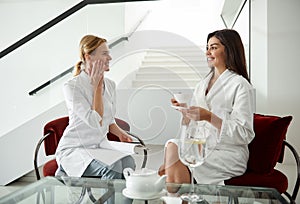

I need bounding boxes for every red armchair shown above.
[225,114,300,204]
[34,116,146,180]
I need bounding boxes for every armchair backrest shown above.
[247,114,292,174]
[44,116,69,156]
[225,113,299,203]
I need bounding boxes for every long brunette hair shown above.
[207,29,250,83]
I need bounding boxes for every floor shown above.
[0,169,37,198]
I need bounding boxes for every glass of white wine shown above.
[178,121,209,203]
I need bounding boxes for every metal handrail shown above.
[0,1,86,60]
[27,9,151,96]
[29,68,74,96]
[0,0,155,60]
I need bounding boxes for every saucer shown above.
[122,188,166,200]
[171,105,188,110]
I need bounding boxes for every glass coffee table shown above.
[0,176,288,204]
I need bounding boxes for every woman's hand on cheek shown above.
[89,60,104,88]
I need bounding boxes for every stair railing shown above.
[0,0,155,60]
[28,9,150,96]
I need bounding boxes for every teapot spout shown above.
[155,174,167,189]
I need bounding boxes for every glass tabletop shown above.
[0,176,288,204]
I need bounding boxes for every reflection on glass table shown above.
[0,176,289,204]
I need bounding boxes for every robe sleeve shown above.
[219,82,255,145]
[63,79,102,130]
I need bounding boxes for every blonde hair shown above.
[74,35,107,76]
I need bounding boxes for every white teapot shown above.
[123,168,167,197]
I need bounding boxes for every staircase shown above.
[132,46,210,89]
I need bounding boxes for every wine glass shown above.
[178,121,210,203]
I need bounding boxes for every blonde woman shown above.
[55,35,135,179]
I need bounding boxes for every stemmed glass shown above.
[178,121,210,203]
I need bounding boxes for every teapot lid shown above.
[131,168,157,176]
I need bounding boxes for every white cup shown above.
[173,93,192,104]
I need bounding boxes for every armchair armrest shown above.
[126,131,148,169]
[34,131,148,181]
[283,140,300,203]
[34,132,51,180]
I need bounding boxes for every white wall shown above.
[0,102,67,185]
[267,0,300,158]
[135,0,225,46]
[251,0,268,112]
[115,89,185,145]
[251,0,300,202]
[0,0,81,50]
[252,0,300,160]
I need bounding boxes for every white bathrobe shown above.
[55,71,131,177]
[170,69,255,184]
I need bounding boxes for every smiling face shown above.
[206,36,227,71]
[89,43,112,72]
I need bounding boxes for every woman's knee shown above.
[163,142,190,183]
[165,142,179,167]
[165,142,178,155]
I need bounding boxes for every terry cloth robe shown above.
[167,69,255,184]
[55,71,134,177]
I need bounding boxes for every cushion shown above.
[225,170,288,193]
[247,114,292,174]
[44,117,69,155]
[43,159,58,177]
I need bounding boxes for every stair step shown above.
[132,80,198,88]
[141,61,207,66]
[148,46,205,52]
[145,53,206,60]
[131,46,207,89]
[139,65,208,69]
[135,72,204,80]
[143,57,206,63]
[140,65,208,71]
[146,51,205,58]
[138,66,210,74]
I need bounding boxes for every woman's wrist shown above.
[205,111,212,122]
[209,112,222,131]
[182,117,190,125]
